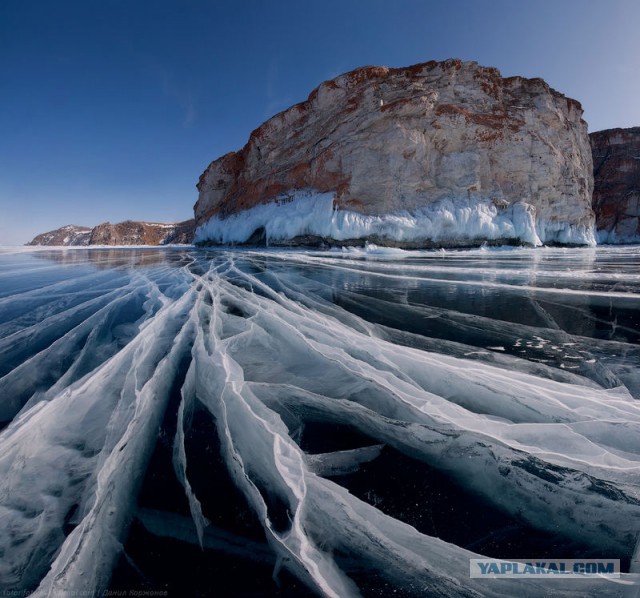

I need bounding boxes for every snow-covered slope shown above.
[26,225,92,246]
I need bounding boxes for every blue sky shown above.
[1,0,639,245]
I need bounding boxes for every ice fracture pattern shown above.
[0,245,639,597]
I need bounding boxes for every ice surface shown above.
[0,246,638,596]
[194,191,597,246]
[305,444,384,476]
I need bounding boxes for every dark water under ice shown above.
[1,245,639,597]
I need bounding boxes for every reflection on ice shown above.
[0,245,639,597]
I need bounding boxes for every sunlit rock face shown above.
[591,127,640,243]
[195,59,595,247]
[89,220,195,245]
[27,220,195,246]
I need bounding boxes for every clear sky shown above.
[1,0,639,245]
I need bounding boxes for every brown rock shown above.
[89,220,195,246]
[590,127,640,243]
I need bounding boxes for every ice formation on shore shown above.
[195,192,597,247]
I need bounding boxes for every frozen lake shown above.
[1,245,639,596]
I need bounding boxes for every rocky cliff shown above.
[88,219,195,245]
[195,59,595,247]
[27,219,195,246]
[590,127,640,244]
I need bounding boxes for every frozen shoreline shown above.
[195,192,598,248]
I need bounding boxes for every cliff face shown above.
[26,225,92,246]
[590,127,640,244]
[88,220,195,245]
[195,59,595,247]
[27,220,195,246]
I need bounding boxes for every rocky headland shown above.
[27,219,195,246]
[195,59,596,248]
